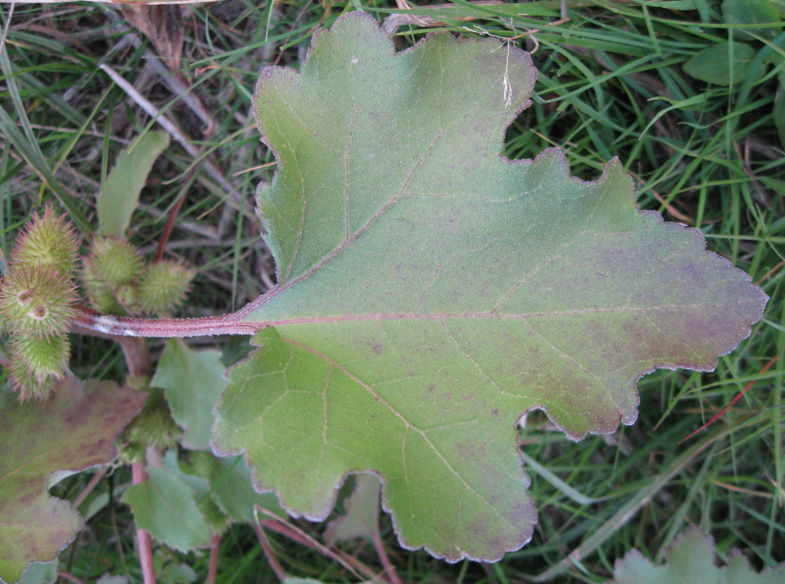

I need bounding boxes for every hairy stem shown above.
[72,304,259,338]
[207,534,221,584]
[117,337,153,379]
[254,522,288,583]
[119,320,159,584]
[132,462,157,584]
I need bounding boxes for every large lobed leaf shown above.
[0,378,146,583]
[213,13,767,562]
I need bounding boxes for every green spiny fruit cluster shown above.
[82,237,194,317]
[117,384,183,462]
[0,207,78,400]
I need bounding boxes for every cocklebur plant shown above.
[0,11,776,584]
[0,125,225,582]
[0,205,195,403]
[81,237,194,317]
[0,206,78,400]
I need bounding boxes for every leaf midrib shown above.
[241,301,750,326]
[266,85,483,304]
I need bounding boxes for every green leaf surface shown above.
[162,449,283,528]
[161,451,229,535]
[722,0,782,40]
[684,42,756,85]
[123,466,213,552]
[153,339,226,450]
[213,13,767,562]
[207,456,285,523]
[0,378,146,584]
[607,526,785,584]
[98,130,169,237]
[15,561,57,584]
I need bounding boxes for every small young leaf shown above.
[122,466,213,552]
[165,449,283,526]
[0,378,146,583]
[98,131,169,238]
[722,0,782,40]
[15,560,57,584]
[152,339,226,450]
[684,42,756,85]
[213,13,767,562]
[205,457,285,523]
[161,451,231,535]
[608,526,785,584]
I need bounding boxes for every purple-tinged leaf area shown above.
[0,378,146,583]
[213,13,768,562]
[607,526,785,584]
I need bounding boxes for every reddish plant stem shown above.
[372,532,402,584]
[118,337,154,380]
[206,534,221,584]
[154,163,200,263]
[72,464,110,510]
[681,355,779,443]
[132,462,158,584]
[259,518,378,582]
[120,322,158,584]
[253,522,288,583]
[72,304,259,338]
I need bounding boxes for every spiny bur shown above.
[0,267,76,339]
[138,260,195,316]
[7,357,56,402]
[11,334,70,384]
[11,205,79,275]
[121,388,182,451]
[115,283,140,314]
[89,237,143,288]
[81,256,123,314]
[182,450,222,479]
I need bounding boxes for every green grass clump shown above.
[1,1,783,582]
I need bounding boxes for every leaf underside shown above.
[212,13,767,562]
[0,378,146,583]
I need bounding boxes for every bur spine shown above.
[138,260,194,316]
